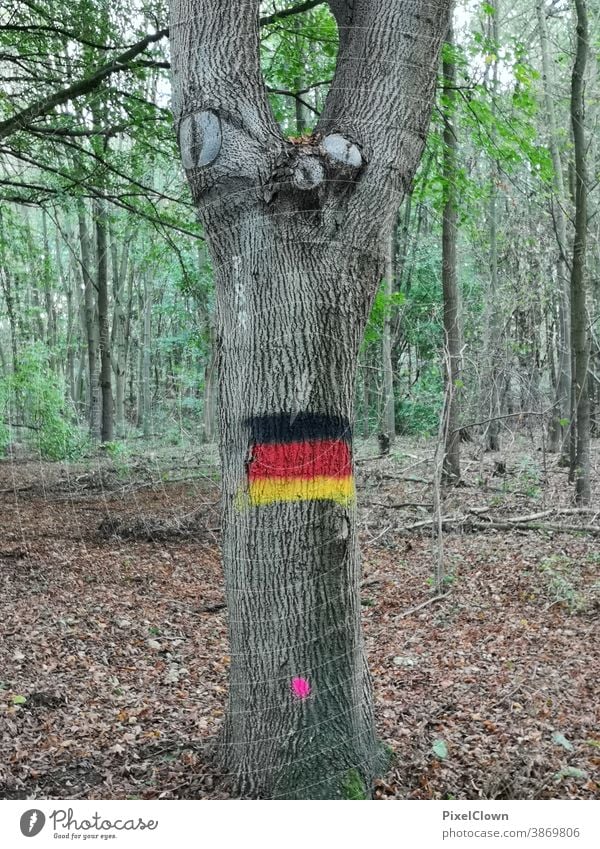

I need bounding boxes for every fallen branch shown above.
[198,602,226,614]
[471,520,600,536]
[401,514,600,537]
[396,592,451,619]
[0,484,34,494]
[506,507,598,523]
[366,501,432,510]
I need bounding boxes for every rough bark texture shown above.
[169,0,449,799]
[441,20,462,484]
[570,0,591,504]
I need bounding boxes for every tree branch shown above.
[0,2,326,141]
[0,23,117,50]
[260,1,325,26]
[0,29,168,140]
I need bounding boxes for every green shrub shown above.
[397,365,443,436]
[0,345,88,461]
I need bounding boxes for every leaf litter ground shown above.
[0,438,598,799]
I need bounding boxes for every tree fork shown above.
[169,0,450,798]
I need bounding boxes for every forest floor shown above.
[1,434,599,800]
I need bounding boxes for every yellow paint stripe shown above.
[248,475,355,507]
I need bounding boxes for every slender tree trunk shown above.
[41,211,57,366]
[203,340,218,442]
[138,276,152,438]
[537,0,571,455]
[570,0,591,504]
[110,227,131,438]
[381,231,396,445]
[441,19,462,484]
[294,17,309,135]
[94,199,113,443]
[78,203,101,441]
[484,4,502,453]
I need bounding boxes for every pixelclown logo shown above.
[20,809,46,837]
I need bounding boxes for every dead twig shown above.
[396,592,451,620]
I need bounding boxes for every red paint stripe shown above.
[248,439,351,480]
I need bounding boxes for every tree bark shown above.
[169,0,449,799]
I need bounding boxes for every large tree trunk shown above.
[441,19,462,484]
[216,241,382,798]
[170,0,449,799]
[570,0,591,504]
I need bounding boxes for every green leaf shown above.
[12,695,27,705]
[552,732,574,752]
[554,767,588,781]
[559,418,570,427]
[432,739,449,759]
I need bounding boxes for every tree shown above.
[536,0,571,456]
[483,1,502,452]
[169,0,450,798]
[569,0,591,504]
[95,197,114,443]
[381,231,397,447]
[441,20,462,484]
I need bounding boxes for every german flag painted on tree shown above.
[244,413,355,507]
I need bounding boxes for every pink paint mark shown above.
[291,676,311,700]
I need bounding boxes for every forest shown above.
[0,0,599,803]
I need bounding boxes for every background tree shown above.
[569,0,591,503]
[441,19,463,483]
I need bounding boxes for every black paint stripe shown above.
[246,412,352,444]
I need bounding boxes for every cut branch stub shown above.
[291,155,325,191]
[179,111,222,170]
[321,133,363,169]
